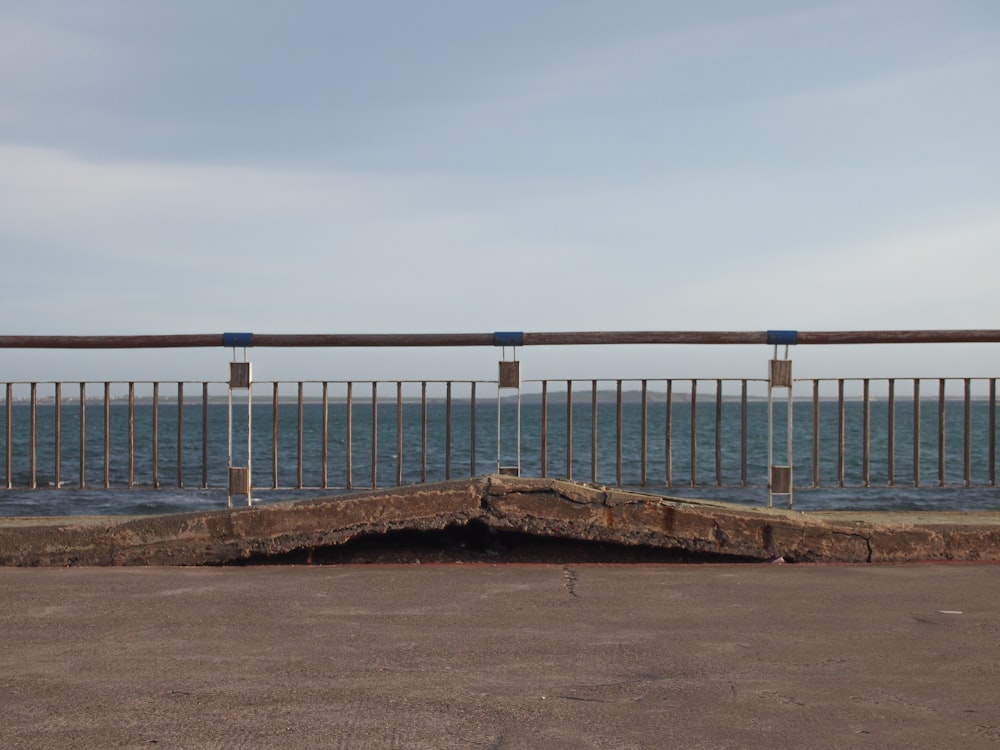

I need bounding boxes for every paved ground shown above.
[2,562,999,749]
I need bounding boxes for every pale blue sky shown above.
[2,1,998,382]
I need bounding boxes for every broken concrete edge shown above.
[1,475,999,567]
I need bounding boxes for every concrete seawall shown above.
[2,476,1000,566]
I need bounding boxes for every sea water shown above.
[1,396,999,516]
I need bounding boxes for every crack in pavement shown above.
[561,566,580,598]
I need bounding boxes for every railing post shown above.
[495,332,523,476]
[225,332,253,507]
[767,331,797,508]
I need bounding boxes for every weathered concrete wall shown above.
[2,476,1000,566]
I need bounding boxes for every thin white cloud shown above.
[670,216,1000,331]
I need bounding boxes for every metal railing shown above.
[2,330,999,509]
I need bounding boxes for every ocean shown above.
[2,386,999,516]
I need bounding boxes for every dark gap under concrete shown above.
[227,519,759,566]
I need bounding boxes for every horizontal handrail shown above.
[2,329,1000,349]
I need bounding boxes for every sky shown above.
[2,0,999,385]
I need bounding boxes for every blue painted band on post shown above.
[494,331,524,347]
[766,330,798,346]
[223,332,254,348]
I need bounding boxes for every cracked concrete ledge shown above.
[1,475,999,566]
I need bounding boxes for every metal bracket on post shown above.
[495,332,523,477]
[766,330,797,509]
[225,333,253,508]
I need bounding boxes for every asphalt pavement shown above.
[2,562,999,749]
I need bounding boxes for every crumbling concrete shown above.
[1,476,999,566]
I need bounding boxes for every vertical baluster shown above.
[30,383,37,489]
[102,383,110,488]
[741,380,749,488]
[690,379,698,487]
[913,379,921,487]
[811,380,820,487]
[445,381,452,480]
[5,383,11,489]
[541,380,549,479]
[420,382,428,483]
[470,382,477,477]
[201,383,209,489]
[346,382,353,490]
[938,379,946,487]
[565,380,573,480]
[177,382,184,488]
[887,379,895,487]
[837,379,845,488]
[297,382,304,489]
[272,382,280,489]
[715,380,723,487]
[666,380,673,488]
[990,378,997,487]
[862,379,870,488]
[78,383,86,489]
[591,380,598,484]
[371,381,378,489]
[640,379,648,487]
[152,382,159,489]
[128,382,135,488]
[964,378,972,487]
[54,383,61,490]
[616,380,623,487]
[396,381,403,486]
[322,382,329,489]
